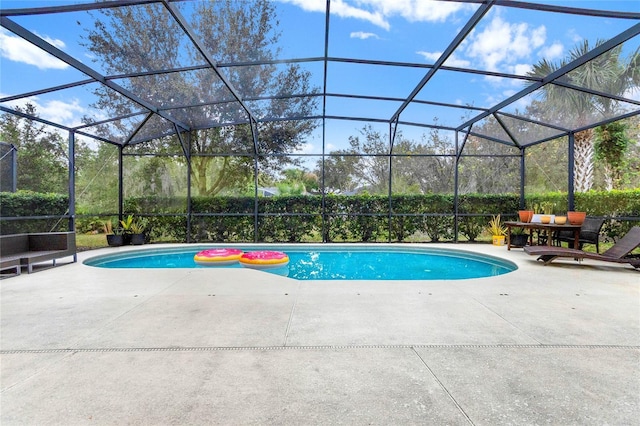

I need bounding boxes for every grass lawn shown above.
[75,233,176,251]
[75,232,615,254]
[76,233,108,251]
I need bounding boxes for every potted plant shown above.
[119,214,134,245]
[488,215,507,246]
[567,211,586,225]
[104,219,124,247]
[130,217,147,245]
[510,227,529,247]
[518,209,533,223]
[532,201,555,223]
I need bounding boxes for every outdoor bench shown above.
[0,232,77,274]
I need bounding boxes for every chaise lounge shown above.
[524,226,640,269]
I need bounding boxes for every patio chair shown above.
[555,216,605,253]
[524,226,640,269]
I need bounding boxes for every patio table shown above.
[504,221,582,251]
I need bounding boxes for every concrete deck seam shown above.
[3,344,639,354]
[453,286,543,345]
[282,281,302,346]
[411,347,475,425]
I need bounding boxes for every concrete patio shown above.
[1,244,638,425]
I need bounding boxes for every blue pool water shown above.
[84,246,516,280]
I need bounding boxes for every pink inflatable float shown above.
[239,251,289,269]
[194,248,244,266]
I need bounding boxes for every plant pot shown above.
[122,233,132,245]
[540,215,553,224]
[511,234,528,247]
[567,211,586,225]
[532,214,555,223]
[554,215,567,225]
[106,234,124,247]
[492,235,506,246]
[518,210,534,223]
[130,233,146,245]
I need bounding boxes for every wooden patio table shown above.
[504,221,582,251]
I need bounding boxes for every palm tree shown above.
[528,40,639,192]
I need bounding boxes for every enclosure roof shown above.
[1,0,639,149]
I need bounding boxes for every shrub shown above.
[4,190,638,242]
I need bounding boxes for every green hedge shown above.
[123,191,640,243]
[3,190,638,242]
[0,191,70,234]
[574,190,640,241]
[525,190,640,241]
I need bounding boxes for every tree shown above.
[75,142,119,213]
[123,154,187,198]
[458,136,520,194]
[594,120,630,190]
[316,126,390,194]
[273,168,319,195]
[622,115,640,189]
[528,40,640,192]
[0,104,69,193]
[81,0,319,196]
[318,125,457,195]
[393,125,456,194]
[320,151,360,194]
[523,137,568,194]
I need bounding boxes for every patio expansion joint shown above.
[282,281,303,346]
[459,291,544,345]
[2,344,639,355]
[411,346,475,425]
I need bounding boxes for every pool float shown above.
[194,248,244,266]
[239,251,289,269]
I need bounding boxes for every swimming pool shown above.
[84,245,517,280]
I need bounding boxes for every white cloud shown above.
[40,99,85,127]
[0,28,69,70]
[367,0,467,23]
[513,63,532,76]
[282,0,389,30]
[416,51,440,62]
[332,0,389,30]
[417,50,471,68]
[350,31,379,40]
[511,95,531,113]
[465,15,546,73]
[293,142,316,154]
[280,0,468,30]
[538,42,564,61]
[623,86,640,103]
[279,0,326,13]
[1,94,85,128]
[567,28,582,43]
[484,75,505,85]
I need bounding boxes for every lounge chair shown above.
[523,226,640,269]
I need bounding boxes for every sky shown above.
[0,0,639,155]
